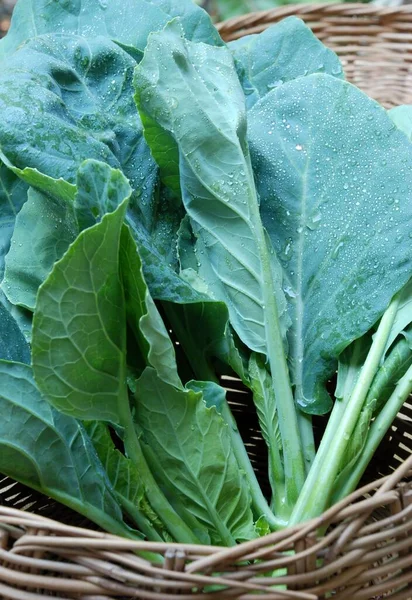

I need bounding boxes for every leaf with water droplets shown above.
[249,74,412,413]
[230,17,343,109]
[135,20,289,357]
[2,188,78,311]
[388,105,412,141]
[0,34,157,220]
[0,0,222,61]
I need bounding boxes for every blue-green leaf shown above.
[249,74,412,413]
[0,0,222,61]
[2,189,78,311]
[0,162,28,279]
[230,17,343,108]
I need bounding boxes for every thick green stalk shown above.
[244,158,306,510]
[258,230,306,508]
[118,383,200,544]
[332,361,412,503]
[119,496,164,542]
[297,411,316,475]
[289,294,400,524]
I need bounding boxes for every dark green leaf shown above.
[0,34,158,214]
[0,305,30,363]
[2,189,78,311]
[0,360,135,538]
[0,162,28,279]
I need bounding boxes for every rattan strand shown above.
[1,4,412,598]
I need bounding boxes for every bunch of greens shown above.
[1,0,412,548]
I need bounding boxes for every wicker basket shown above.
[1,4,412,599]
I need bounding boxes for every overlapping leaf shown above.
[248,74,412,413]
[0,33,157,216]
[32,201,129,422]
[0,361,134,538]
[134,367,255,545]
[230,17,343,108]
[0,162,28,279]
[0,0,222,61]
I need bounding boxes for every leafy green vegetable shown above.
[0,360,136,538]
[249,74,412,413]
[230,17,343,108]
[1,0,411,547]
[134,367,255,545]
[135,20,307,509]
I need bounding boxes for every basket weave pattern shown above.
[0,458,411,599]
[1,5,412,598]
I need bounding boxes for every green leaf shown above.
[32,200,129,423]
[0,156,76,205]
[0,289,32,344]
[2,189,78,311]
[85,421,169,541]
[135,20,305,503]
[367,333,412,416]
[120,225,182,389]
[230,17,343,108]
[335,336,371,402]
[381,278,412,358]
[135,20,289,356]
[150,0,223,46]
[0,162,28,279]
[0,304,30,363]
[0,360,136,538]
[248,74,412,413]
[0,34,158,214]
[248,352,284,514]
[389,105,412,140]
[74,160,133,230]
[134,367,256,546]
[162,299,236,381]
[0,0,222,61]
